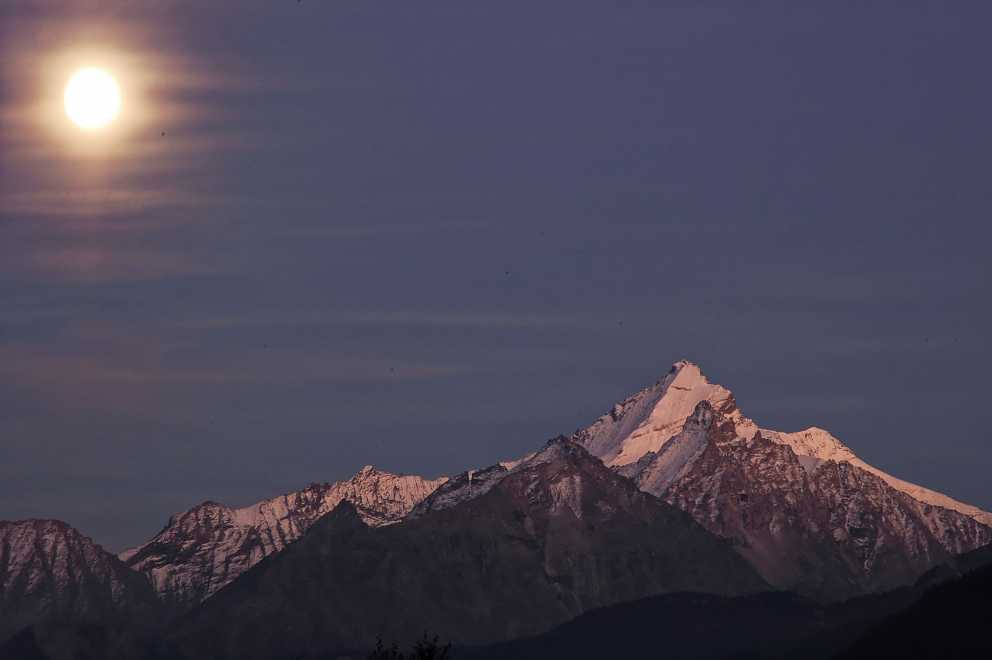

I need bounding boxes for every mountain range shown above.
[118,467,445,609]
[2,359,990,659]
[169,439,766,659]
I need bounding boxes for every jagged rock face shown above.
[0,520,159,643]
[583,363,992,600]
[120,467,446,608]
[170,440,766,660]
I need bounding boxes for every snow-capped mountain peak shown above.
[570,360,992,598]
[573,360,991,526]
[573,360,755,468]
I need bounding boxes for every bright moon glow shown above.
[64,68,122,130]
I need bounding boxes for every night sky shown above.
[2,1,990,551]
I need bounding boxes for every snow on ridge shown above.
[764,427,992,527]
[135,466,448,539]
[761,428,856,474]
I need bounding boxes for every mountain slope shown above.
[0,520,160,644]
[170,439,766,660]
[120,466,445,608]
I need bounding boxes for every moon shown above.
[64,68,122,130]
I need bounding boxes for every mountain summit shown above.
[575,360,753,468]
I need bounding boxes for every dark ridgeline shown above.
[461,544,992,660]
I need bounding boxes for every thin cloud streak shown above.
[177,307,627,333]
[1,188,220,218]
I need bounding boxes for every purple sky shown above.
[2,1,990,551]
